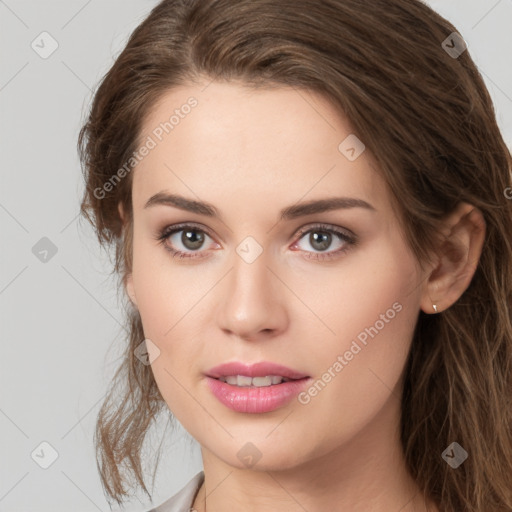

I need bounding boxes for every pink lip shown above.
[206,361,309,380]
[205,361,311,414]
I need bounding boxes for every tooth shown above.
[252,376,273,387]
[219,375,292,386]
[237,375,253,387]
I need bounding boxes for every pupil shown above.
[182,230,204,250]
[310,231,331,251]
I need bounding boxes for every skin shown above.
[121,80,486,511]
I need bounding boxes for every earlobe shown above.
[420,202,486,314]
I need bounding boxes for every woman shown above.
[78,0,512,510]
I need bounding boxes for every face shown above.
[126,80,428,471]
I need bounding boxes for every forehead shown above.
[132,81,388,217]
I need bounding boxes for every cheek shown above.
[303,299,415,450]
[130,233,211,370]
[131,235,199,335]
[131,244,208,412]
[297,230,420,350]
[297,241,420,435]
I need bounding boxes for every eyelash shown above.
[155,222,358,262]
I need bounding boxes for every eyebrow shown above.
[144,192,376,220]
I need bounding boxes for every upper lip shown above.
[206,361,309,380]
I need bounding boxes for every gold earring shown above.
[433,304,438,312]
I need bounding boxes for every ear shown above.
[420,202,486,314]
[118,202,126,225]
[118,202,137,306]
[126,273,137,306]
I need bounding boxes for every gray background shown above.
[1,1,511,511]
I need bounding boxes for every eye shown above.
[156,222,357,262]
[156,223,219,260]
[290,223,357,261]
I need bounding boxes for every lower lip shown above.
[205,376,311,413]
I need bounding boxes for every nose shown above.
[216,248,289,342]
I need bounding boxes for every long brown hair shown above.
[78,0,512,509]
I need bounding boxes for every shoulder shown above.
[146,471,205,512]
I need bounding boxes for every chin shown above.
[222,440,308,472]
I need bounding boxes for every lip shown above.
[206,361,309,380]
[205,361,311,413]
[205,376,311,413]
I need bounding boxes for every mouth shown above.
[204,361,311,413]
[214,375,305,387]
[205,374,312,414]
[206,361,309,383]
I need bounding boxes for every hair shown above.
[77,0,512,510]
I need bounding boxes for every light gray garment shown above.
[148,471,204,512]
